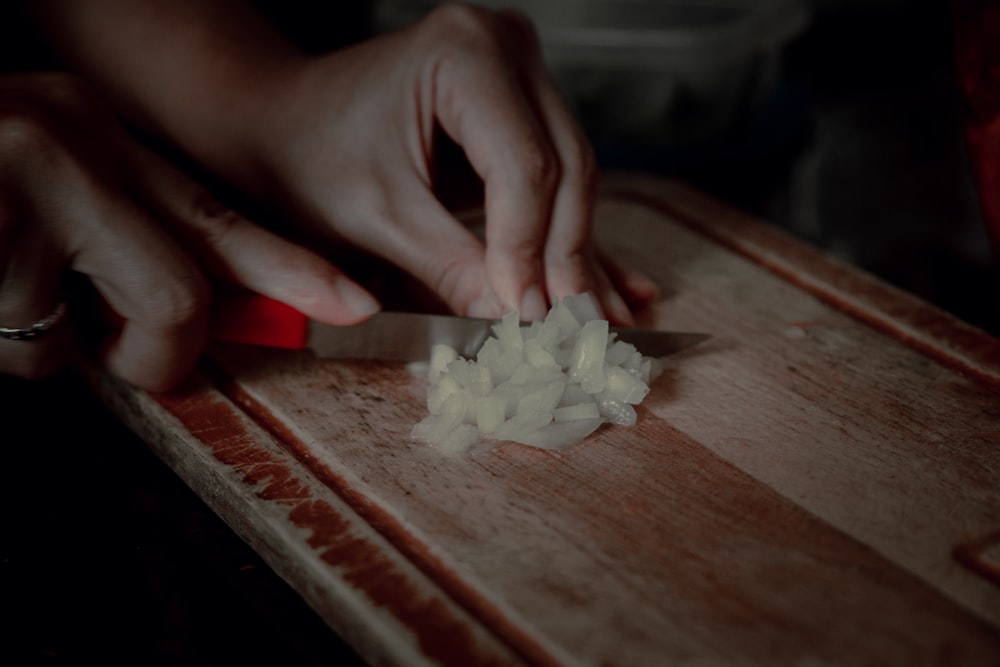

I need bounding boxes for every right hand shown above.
[0,72,379,391]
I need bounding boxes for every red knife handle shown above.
[213,292,309,349]
[102,292,310,350]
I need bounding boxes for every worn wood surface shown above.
[89,173,1000,666]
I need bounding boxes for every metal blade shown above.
[614,329,710,359]
[305,311,708,362]
[307,311,495,361]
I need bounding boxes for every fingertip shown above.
[596,254,660,309]
[93,299,208,391]
[333,276,381,323]
[102,322,206,393]
[466,289,505,319]
[620,269,660,307]
[600,290,635,328]
[518,284,548,321]
[268,268,381,327]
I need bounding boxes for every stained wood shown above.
[88,173,1000,666]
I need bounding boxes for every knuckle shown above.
[425,3,494,39]
[146,270,210,331]
[422,3,529,60]
[515,138,560,194]
[0,74,102,168]
[183,188,245,248]
[544,245,591,278]
[0,109,54,160]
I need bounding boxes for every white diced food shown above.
[428,343,457,380]
[568,319,608,394]
[502,417,603,450]
[410,292,661,453]
[553,401,600,422]
[475,395,507,434]
[524,337,559,369]
[491,310,524,351]
[597,397,638,426]
[562,292,602,322]
[515,379,567,417]
[604,366,650,405]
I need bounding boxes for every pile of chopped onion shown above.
[411,293,661,453]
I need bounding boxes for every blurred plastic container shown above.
[372,0,810,146]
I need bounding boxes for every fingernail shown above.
[468,292,504,319]
[626,272,660,302]
[608,297,635,327]
[336,278,381,318]
[519,285,548,322]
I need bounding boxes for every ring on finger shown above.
[0,301,68,341]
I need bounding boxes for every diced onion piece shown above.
[562,292,602,322]
[441,423,480,454]
[496,413,553,442]
[502,417,603,450]
[412,413,460,443]
[515,379,566,417]
[440,391,472,423]
[491,311,524,351]
[545,299,581,342]
[427,374,461,414]
[597,397,637,426]
[428,343,457,380]
[524,338,559,369]
[553,402,600,422]
[509,363,563,385]
[475,395,507,434]
[605,340,637,368]
[569,319,608,393]
[477,336,521,383]
[604,366,650,405]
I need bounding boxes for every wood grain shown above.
[89,174,1000,666]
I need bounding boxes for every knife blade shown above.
[211,293,708,362]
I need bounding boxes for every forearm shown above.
[30,0,308,190]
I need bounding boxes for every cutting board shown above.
[86,173,1000,666]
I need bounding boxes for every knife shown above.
[209,292,708,361]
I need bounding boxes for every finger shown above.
[598,252,660,309]
[0,224,73,380]
[0,73,221,390]
[64,193,211,392]
[494,11,636,325]
[349,181,505,319]
[425,4,561,320]
[130,154,382,326]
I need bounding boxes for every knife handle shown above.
[102,292,311,350]
[213,292,309,349]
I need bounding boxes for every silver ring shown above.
[0,301,68,341]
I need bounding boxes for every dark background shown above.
[3,0,997,664]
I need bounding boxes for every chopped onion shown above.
[411,293,660,452]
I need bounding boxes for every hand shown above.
[0,72,378,390]
[250,5,657,323]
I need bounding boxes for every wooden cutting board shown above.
[86,173,1000,666]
